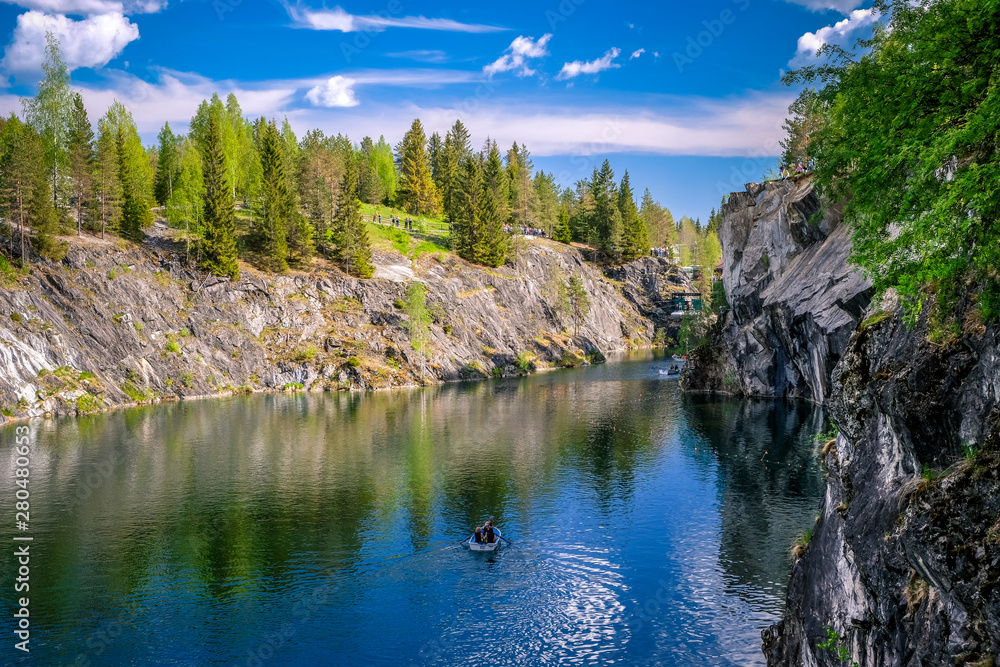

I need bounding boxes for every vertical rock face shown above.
[763,297,1000,666]
[683,176,873,402]
[0,234,672,421]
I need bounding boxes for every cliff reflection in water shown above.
[685,395,828,601]
[4,356,825,665]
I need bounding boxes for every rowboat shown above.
[659,368,681,377]
[467,527,502,552]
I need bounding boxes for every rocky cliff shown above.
[0,225,688,422]
[763,292,1000,666]
[682,176,873,402]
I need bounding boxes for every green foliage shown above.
[514,351,535,374]
[962,443,978,461]
[922,464,942,482]
[108,267,116,280]
[396,118,440,215]
[283,382,304,391]
[813,427,839,443]
[347,356,361,368]
[329,152,374,277]
[200,115,240,280]
[860,310,891,331]
[121,380,153,403]
[254,119,289,272]
[181,372,193,388]
[817,626,858,666]
[785,0,1000,321]
[165,339,181,355]
[10,312,22,323]
[404,281,432,363]
[618,171,650,261]
[1,407,14,417]
[76,393,102,414]
[567,275,590,335]
[292,345,318,363]
[553,203,573,244]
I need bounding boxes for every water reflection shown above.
[1,354,824,665]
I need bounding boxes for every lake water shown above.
[1,352,827,666]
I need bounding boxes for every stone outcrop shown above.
[683,175,873,402]
[763,293,1000,666]
[0,226,678,422]
[609,256,693,342]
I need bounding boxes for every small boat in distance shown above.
[467,527,502,552]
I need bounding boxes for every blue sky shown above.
[0,0,878,221]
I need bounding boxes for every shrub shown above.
[283,382,304,391]
[165,340,181,355]
[514,351,535,374]
[10,312,22,323]
[134,322,143,331]
[791,528,813,559]
[181,372,194,388]
[442,324,453,335]
[347,356,361,368]
[108,268,116,280]
[121,380,152,403]
[76,394,102,414]
[1,407,14,417]
[292,345,318,363]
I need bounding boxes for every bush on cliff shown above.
[784,0,1000,320]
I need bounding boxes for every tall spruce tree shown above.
[451,155,483,261]
[329,153,374,278]
[67,93,95,236]
[153,122,178,206]
[395,118,439,215]
[618,171,650,261]
[553,203,572,244]
[256,119,289,272]
[200,116,239,280]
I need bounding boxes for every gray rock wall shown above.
[683,176,872,402]
[0,231,673,421]
[763,295,1000,666]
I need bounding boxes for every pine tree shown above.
[256,120,289,272]
[567,275,590,335]
[1,117,46,263]
[607,206,623,263]
[66,92,95,236]
[553,203,572,244]
[451,155,483,261]
[200,116,239,280]
[590,160,618,255]
[428,131,444,191]
[330,153,374,278]
[395,118,439,215]
[116,124,152,240]
[476,184,508,268]
[153,122,178,206]
[618,171,650,261]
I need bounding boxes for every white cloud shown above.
[1,11,139,77]
[73,69,297,134]
[483,34,552,78]
[630,48,645,60]
[791,8,877,65]
[288,5,504,33]
[556,47,621,81]
[305,75,359,107]
[0,0,164,13]
[782,0,865,12]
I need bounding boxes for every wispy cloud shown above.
[630,48,645,60]
[0,0,165,14]
[556,47,621,81]
[483,34,552,78]
[287,5,504,33]
[791,8,877,65]
[1,10,139,80]
[386,49,449,64]
[782,0,865,13]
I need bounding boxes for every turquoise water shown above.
[1,352,826,665]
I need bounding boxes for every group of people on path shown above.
[779,158,816,180]
[651,247,671,259]
[372,211,416,231]
[503,224,548,238]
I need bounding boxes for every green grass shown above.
[165,340,181,355]
[0,256,18,285]
[292,345,318,363]
[860,310,891,331]
[347,356,361,368]
[1,407,14,417]
[76,394,103,414]
[10,312,22,323]
[283,382,304,391]
[121,380,153,403]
